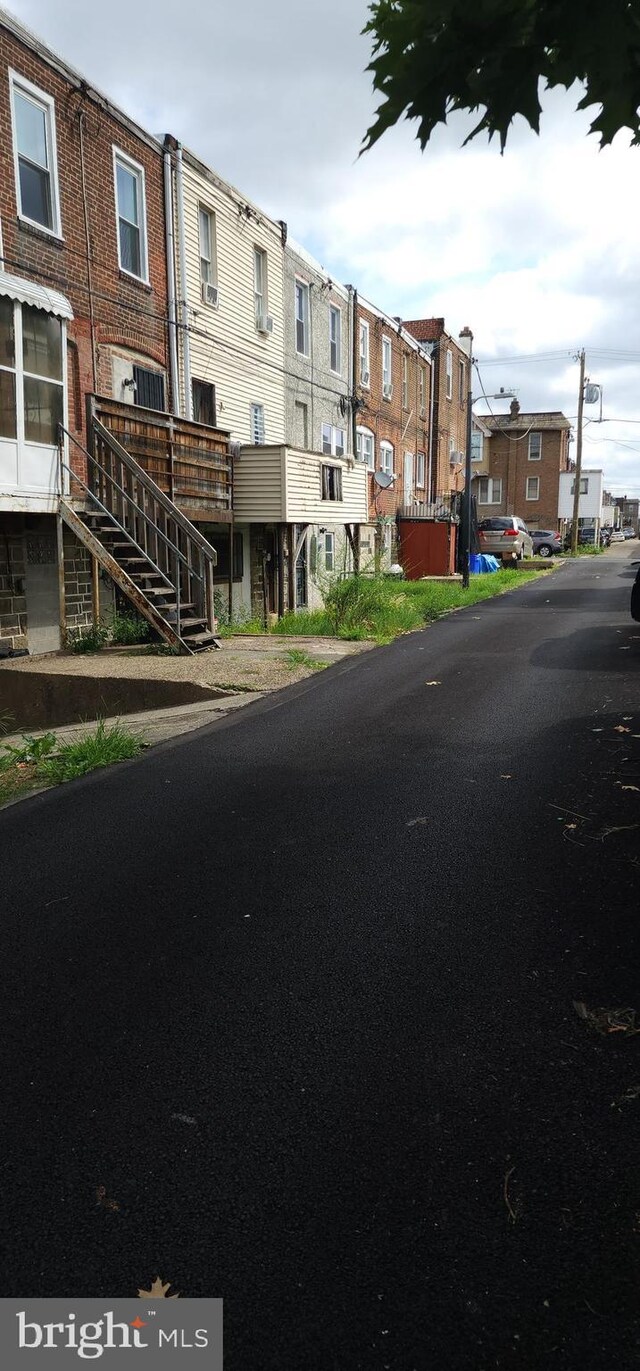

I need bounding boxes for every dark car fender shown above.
[631,565,640,622]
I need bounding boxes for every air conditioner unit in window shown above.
[419,405,427,419]
[450,449,464,464]
[383,382,393,400]
[257,314,274,334]
[361,370,370,386]
[201,282,219,308]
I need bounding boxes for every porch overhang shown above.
[0,269,73,320]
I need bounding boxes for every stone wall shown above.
[63,528,93,638]
[0,516,27,653]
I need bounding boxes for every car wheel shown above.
[537,544,552,558]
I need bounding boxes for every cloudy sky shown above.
[8,0,640,498]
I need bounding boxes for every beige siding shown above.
[233,446,285,521]
[176,156,286,445]
[284,449,368,524]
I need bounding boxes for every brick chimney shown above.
[510,398,520,418]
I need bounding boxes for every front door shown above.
[25,529,61,654]
[403,451,414,508]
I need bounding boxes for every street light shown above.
[459,331,515,588]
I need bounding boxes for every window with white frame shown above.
[254,248,267,326]
[382,336,392,394]
[359,321,370,385]
[321,464,342,501]
[445,348,453,400]
[329,306,341,373]
[402,355,408,409]
[459,358,465,405]
[199,207,216,285]
[471,430,483,461]
[324,531,335,571]
[419,366,426,414]
[250,403,265,444]
[10,72,61,236]
[380,440,394,476]
[356,426,374,469]
[0,297,64,450]
[571,477,589,495]
[526,476,540,500]
[113,149,148,281]
[528,431,542,460]
[449,436,456,463]
[295,279,310,355]
[321,423,345,456]
[416,450,426,488]
[478,477,503,504]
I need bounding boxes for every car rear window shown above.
[479,518,512,530]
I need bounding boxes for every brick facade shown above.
[355,300,431,562]
[476,403,571,529]
[0,14,170,483]
[403,318,471,496]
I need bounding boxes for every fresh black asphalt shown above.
[1,550,639,1369]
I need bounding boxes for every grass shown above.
[281,648,327,671]
[270,568,550,645]
[0,719,146,807]
[560,545,604,557]
[218,617,266,638]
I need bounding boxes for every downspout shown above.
[175,143,192,420]
[428,343,437,500]
[78,109,98,394]
[163,145,180,417]
[350,287,358,460]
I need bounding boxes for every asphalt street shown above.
[1,548,639,1369]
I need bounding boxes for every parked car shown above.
[609,529,625,543]
[531,529,562,558]
[623,527,636,539]
[478,517,534,562]
[632,562,640,621]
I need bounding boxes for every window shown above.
[478,477,503,504]
[329,306,341,373]
[356,426,374,469]
[192,379,216,426]
[324,532,335,571]
[321,423,345,456]
[445,348,453,399]
[254,248,267,325]
[295,279,309,355]
[526,476,540,500]
[133,365,165,411]
[416,451,426,488]
[459,359,465,405]
[571,477,589,495]
[359,321,370,385]
[380,440,394,476]
[0,298,17,440]
[1,301,64,446]
[199,207,216,285]
[402,355,408,409]
[321,464,342,501]
[295,400,308,448]
[528,432,542,460]
[419,367,426,414]
[10,73,60,235]
[471,430,483,462]
[114,149,148,281]
[250,403,265,444]
[449,436,456,462]
[382,336,392,393]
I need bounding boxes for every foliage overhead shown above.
[363,0,640,153]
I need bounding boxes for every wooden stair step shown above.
[185,631,218,645]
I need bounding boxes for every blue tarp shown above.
[470,554,501,574]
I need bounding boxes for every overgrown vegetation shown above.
[67,623,109,653]
[214,591,265,637]
[560,545,604,557]
[68,611,151,652]
[282,649,327,671]
[0,719,145,807]
[272,569,549,645]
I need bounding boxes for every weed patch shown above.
[0,719,145,806]
[282,649,327,671]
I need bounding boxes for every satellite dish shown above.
[584,384,600,404]
[373,470,395,489]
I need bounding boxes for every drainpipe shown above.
[163,145,180,417]
[350,287,358,459]
[428,342,437,500]
[175,143,192,420]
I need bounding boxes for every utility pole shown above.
[460,327,474,589]
[570,349,586,555]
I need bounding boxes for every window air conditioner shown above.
[201,282,219,308]
[361,369,370,386]
[419,405,427,419]
[383,383,393,400]
[257,314,274,334]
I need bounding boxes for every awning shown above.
[0,269,73,321]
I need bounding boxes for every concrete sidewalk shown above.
[0,690,264,755]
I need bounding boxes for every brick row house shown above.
[1,7,479,657]
[472,400,571,531]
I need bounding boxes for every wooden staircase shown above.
[59,420,221,654]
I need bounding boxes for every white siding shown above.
[176,155,286,445]
[285,449,368,524]
[233,445,285,521]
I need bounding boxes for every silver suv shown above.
[478,516,534,562]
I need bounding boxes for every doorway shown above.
[25,529,61,654]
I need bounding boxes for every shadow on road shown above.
[531,625,640,672]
